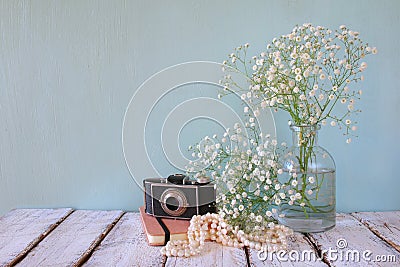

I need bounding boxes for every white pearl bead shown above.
[160,212,291,258]
[248,233,253,240]
[249,241,255,249]
[185,249,190,257]
[171,248,177,256]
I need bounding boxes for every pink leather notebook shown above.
[139,206,190,246]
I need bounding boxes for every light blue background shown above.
[0,0,398,215]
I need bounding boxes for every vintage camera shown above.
[144,174,216,219]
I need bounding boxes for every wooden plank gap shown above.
[16,210,125,266]
[0,208,74,267]
[307,214,400,266]
[350,212,400,253]
[164,241,248,267]
[247,232,328,266]
[75,211,126,266]
[82,212,164,266]
[161,255,167,267]
[244,246,251,267]
[304,234,333,267]
[9,209,75,266]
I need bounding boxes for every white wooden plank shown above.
[308,214,400,266]
[83,212,164,267]
[248,232,327,267]
[165,242,248,267]
[0,208,73,267]
[16,210,123,267]
[352,211,400,253]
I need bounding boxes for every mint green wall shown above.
[0,0,398,215]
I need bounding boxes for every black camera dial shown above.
[167,174,187,185]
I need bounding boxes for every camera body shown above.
[144,174,216,219]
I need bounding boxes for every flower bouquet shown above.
[220,23,377,232]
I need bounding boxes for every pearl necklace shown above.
[160,213,293,257]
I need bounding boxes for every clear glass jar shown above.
[278,124,336,233]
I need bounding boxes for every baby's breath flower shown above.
[187,120,287,231]
[195,24,376,230]
[360,62,367,71]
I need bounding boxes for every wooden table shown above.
[0,209,399,266]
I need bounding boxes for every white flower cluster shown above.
[187,119,288,233]
[222,23,377,142]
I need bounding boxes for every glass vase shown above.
[278,124,336,233]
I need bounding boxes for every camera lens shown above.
[165,197,179,211]
[160,188,188,217]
